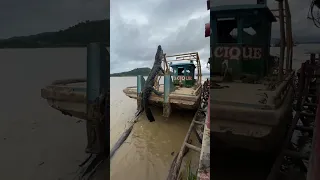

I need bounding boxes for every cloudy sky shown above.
[110,0,210,73]
[0,0,319,74]
[0,0,109,39]
[110,0,319,73]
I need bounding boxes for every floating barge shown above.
[41,79,88,120]
[41,44,110,121]
[123,83,201,110]
[123,52,203,117]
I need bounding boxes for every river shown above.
[0,47,207,180]
[0,44,318,180]
[109,44,320,180]
[109,76,208,180]
[0,48,87,180]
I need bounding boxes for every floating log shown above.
[110,117,138,159]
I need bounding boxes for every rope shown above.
[307,0,320,28]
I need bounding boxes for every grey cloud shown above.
[2,0,318,73]
[110,0,319,73]
[110,0,210,73]
[268,0,319,38]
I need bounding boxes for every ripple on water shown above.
[110,77,204,180]
[110,107,199,180]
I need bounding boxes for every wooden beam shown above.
[86,43,108,154]
[278,0,285,80]
[185,143,201,152]
[284,0,293,71]
[307,96,320,180]
[267,111,301,180]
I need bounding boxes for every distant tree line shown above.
[110,67,175,77]
[0,19,109,48]
[110,68,152,77]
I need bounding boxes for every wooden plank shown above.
[194,121,205,125]
[284,150,309,159]
[197,99,210,180]
[77,43,109,179]
[278,0,285,81]
[169,113,198,180]
[136,75,145,94]
[163,74,173,117]
[301,111,316,117]
[86,43,108,104]
[295,125,314,133]
[284,0,293,70]
[304,103,317,107]
[86,43,108,153]
[296,63,306,111]
[266,111,301,180]
[185,143,201,152]
[307,94,320,180]
[308,94,317,97]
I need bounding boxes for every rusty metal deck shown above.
[123,84,202,110]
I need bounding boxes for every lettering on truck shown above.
[173,76,193,81]
[213,46,262,60]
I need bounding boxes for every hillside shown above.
[110,68,152,77]
[0,19,109,48]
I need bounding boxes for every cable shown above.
[307,0,320,28]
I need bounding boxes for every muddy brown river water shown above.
[108,45,319,180]
[0,45,317,180]
[109,76,206,180]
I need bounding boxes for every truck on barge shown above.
[123,52,204,117]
